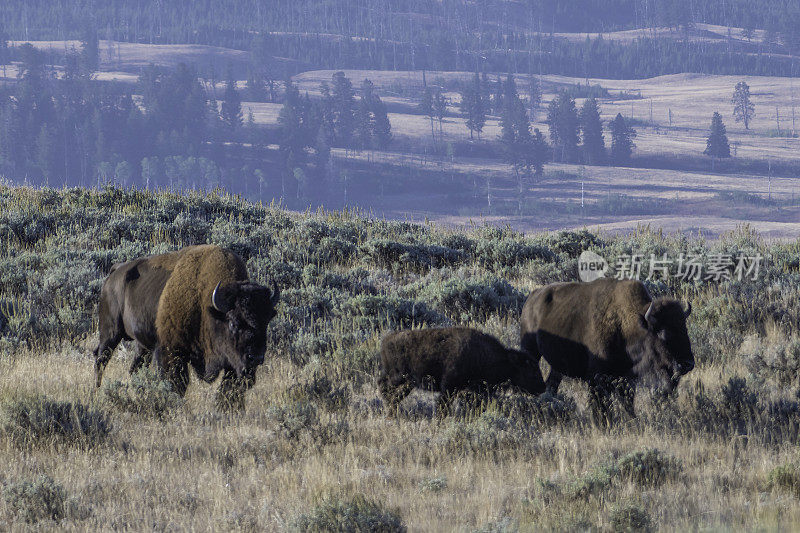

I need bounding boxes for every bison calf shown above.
[378,327,545,415]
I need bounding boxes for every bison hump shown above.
[155,245,248,351]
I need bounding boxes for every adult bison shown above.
[520,278,693,417]
[93,244,279,410]
[378,327,545,415]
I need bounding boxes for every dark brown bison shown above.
[378,327,545,415]
[93,244,279,410]
[520,277,693,417]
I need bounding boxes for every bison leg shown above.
[153,347,190,397]
[93,332,124,388]
[588,375,615,425]
[613,378,636,417]
[545,370,563,395]
[128,344,152,375]
[216,368,255,412]
[378,374,412,415]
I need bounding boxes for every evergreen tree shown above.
[530,128,548,178]
[704,112,731,168]
[546,92,580,163]
[330,71,356,148]
[0,25,8,79]
[528,76,542,118]
[609,113,637,164]
[355,97,373,150]
[460,72,485,140]
[419,86,436,142]
[372,97,392,148]
[80,24,99,71]
[492,77,504,115]
[579,97,605,164]
[278,80,309,196]
[433,87,447,134]
[480,72,492,114]
[35,125,55,185]
[732,81,755,130]
[221,75,243,132]
[499,74,534,213]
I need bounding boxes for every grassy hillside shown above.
[1,185,800,530]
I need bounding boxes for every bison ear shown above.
[638,313,650,331]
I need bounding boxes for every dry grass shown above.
[1,345,799,531]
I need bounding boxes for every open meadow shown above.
[1,185,800,530]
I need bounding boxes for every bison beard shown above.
[520,278,693,419]
[92,245,279,411]
[378,327,545,416]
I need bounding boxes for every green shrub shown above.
[609,502,653,532]
[767,464,800,497]
[472,516,518,533]
[103,367,183,417]
[613,449,680,487]
[418,476,447,493]
[741,335,800,390]
[1,395,111,448]
[499,392,576,427]
[562,467,614,500]
[411,275,524,321]
[287,371,351,412]
[3,475,66,523]
[266,401,349,445]
[290,494,406,532]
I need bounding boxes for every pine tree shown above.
[499,74,534,214]
[433,87,447,134]
[732,81,755,130]
[330,71,356,148]
[579,97,605,164]
[704,112,731,169]
[546,92,580,163]
[220,75,243,132]
[278,81,308,195]
[492,77,504,115]
[419,86,436,143]
[528,76,542,118]
[355,97,373,150]
[80,24,99,72]
[609,113,637,164]
[35,125,55,185]
[461,72,485,140]
[372,97,392,148]
[530,128,548,178]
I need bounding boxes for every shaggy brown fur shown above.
[155,245,248,356]
[93,245,279,411]
[378,327,545,415]
[520,277,693,416]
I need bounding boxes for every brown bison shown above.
[93,244,279,410]
[520,277,693,417]
[378,327,545,415]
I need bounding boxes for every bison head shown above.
[208,280,280,376]
[509,350,547,395]
[631,298,694,392]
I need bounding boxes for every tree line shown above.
[0,1,797,80]
[0,43,392,203]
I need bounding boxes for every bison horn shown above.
[269,280,280,306]
[644,301,654,322]
[684,302,692,318]
[211,281,224,313]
